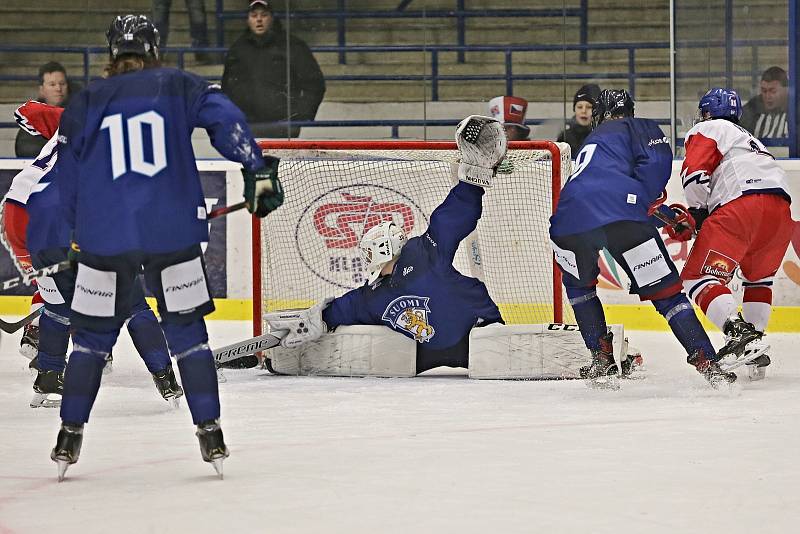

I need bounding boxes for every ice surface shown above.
[1,322,798,533]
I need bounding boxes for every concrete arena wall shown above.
[0,157,799,331]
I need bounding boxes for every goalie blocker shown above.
[262,323,634,379]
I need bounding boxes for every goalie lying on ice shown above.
[264,115,507,375]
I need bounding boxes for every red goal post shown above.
[252,140,573,338]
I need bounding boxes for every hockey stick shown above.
[0,201,248,294]
[651,205,698,237]
[0,306,44,334]
[213,331,287,365]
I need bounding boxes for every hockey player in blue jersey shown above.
[549,89,736,387]
[265,116,507,373]
[11,101,183,410]
[49,14,283,480]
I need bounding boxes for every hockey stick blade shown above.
[213,332,286,365]
[0,306,44,334]
[0,201,244,294]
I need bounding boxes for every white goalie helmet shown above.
[359,221,407,284]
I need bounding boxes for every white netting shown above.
[254,141,574,333]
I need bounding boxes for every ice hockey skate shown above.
[51,423,83,482]
[196,419,230,479]
[30,368,63,408]
[687,349,736,388]
[580,332,620,390]
[151,365,184,408]
[716,313,765,365]
[19,323,39,360]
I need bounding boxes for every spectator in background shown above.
[488,95,530,141]
[152,0,214,63]
[740,66,788,140]
[15,62,74,157]
[558,83,601,157]
[222,0,326,138]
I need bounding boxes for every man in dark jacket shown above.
[222,0,326,138]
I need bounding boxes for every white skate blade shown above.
[719,342,770,372]
[211,458,224,479]
[56,460,69,482]
[30,393,61,408]
[747,365,767,382]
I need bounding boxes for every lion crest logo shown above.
[382,295,436,342]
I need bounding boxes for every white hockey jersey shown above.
[1,134,59,207]
[680,118,790,212]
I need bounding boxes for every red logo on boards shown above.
[295,184,428,289]
[313,193,415,249]
[701,249,738,282]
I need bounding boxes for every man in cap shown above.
[488,95,531,141]
[222,0,326,138]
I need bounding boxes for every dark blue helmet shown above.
[698,87,742,121]
[107,15,160,60]
[592,89,635,128]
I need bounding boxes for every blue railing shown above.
[214,0,589,64]
[0,39,783,102]
[0,116,787,148]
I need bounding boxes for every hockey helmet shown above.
[107,15,160,60]
[359,221,407,284]
[698,87,742,122]
[592,89,635,128]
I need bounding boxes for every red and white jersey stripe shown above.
[2,133,59,207]
[680,118,790,212]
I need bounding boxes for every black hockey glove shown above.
[242,156,284,218]
[687,207,710,232]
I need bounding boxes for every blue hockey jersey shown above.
[57,67,265,255]
[549,117,673,237]
[25,144,70,255]
[322,182,502,350]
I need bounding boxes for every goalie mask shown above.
[359,221,407,284]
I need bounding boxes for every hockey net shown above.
[252,140,574,337]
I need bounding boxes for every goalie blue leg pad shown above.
[37,310,70,372]
[60,328,119,424]
[127,306,171,373]
[566,286,607,351]
[652,293,717,358]
[163,320,219,424]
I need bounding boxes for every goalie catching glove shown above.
[264,298,333,349]
[242,156,284,217]
[455,115,508,188]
